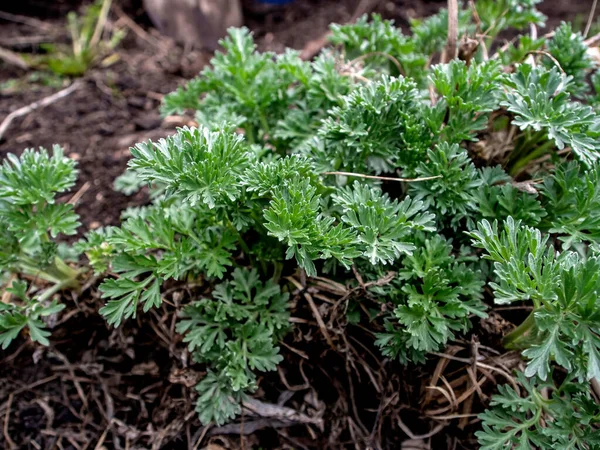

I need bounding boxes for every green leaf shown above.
[502,64,600,166]
[0,145,77,205]
[129,126,249,208]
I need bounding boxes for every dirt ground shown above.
[0,1,597,449]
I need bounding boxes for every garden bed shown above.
[0,1,598,449]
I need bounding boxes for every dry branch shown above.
[0,81,82,141]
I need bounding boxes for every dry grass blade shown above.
[397,418,446,440]
[3,393,16,449]
[304,292,336,350]
[322,171,442,182]
[585,0,599,38]
[242,398,322,425]
[444,0,459,62]
[0,46,29,69]
[0,11,54,31]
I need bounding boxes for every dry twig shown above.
[444,0,459,62]
[0,81,82,141]
[304,292,336,350]
[0,11,54,31]
[585,0,599,38]
[0,46,29,69]
[322,171,442,183]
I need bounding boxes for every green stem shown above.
[509,139,556,177]
[509,129,545,158]
[224,217,255,266]
[258,112,270,138]
[503,310,537,350]
[272,261,283,283]
[37,276,78,303]
[19,255,82,287]
[245,126,256,145]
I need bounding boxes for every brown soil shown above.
[0,0,597,449]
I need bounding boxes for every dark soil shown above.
[0,0,597,449]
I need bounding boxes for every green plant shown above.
[5,3,600,444]
[0,146,82,347]
[35,0,124,77]
[477,372,600,449]
[177,267,289,425]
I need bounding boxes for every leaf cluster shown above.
[176,268,289,425]
[7,5,600,440]
[469,217,600,382]
[0,280,65,349]
[477,372,600,450]
[373,234,485,364]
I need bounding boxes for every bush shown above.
[3,1,600,445]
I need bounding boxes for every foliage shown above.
[469,217,600,381]
[477,372,600,450]
[0,280,65,349]
[34,0,124,77]
[428,59,504,143]
[306,75,433,174]
[501,64,600,171]
[0,146,81,294]
[545,22,595,97]
[5,4,600,443]
[538,162,600,248]
[472,166,546,226]
[408,142,481,228]
[373,234,486,364]
[329,14,427,82]
[474,0,546,39]
[177,268,288,425]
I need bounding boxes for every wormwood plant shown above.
[24,0,123,77]
[4,0,600,443]
[0,146,82,348]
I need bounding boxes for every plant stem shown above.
[19,255,82,287]
[503,310,537,349]
[509,139,556,177]
[37,275,78,303]
[258,112,270,138]
[507,130,537,163]
[224,217,255,266]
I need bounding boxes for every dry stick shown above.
[524,50,565,74]
[585,31,600,47]
[397,418,445,441]
[432,352,520,392]
[585,0,599,38]
[191,425,211,450]
[3,393,16,449]
[349,51,405,75]
[0,35,51,47]
[0,11,54,31]
[90,0,113,49]
[322,171,442,183]
[93,419,113,450]
[591,378,600,403]
[525,24,538,66]
[444,0,459,62]
[0,81,82,141]
[304,292,336,350]
[68,181,92,205]
[113,4,163,50]
[0,46,29,69]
